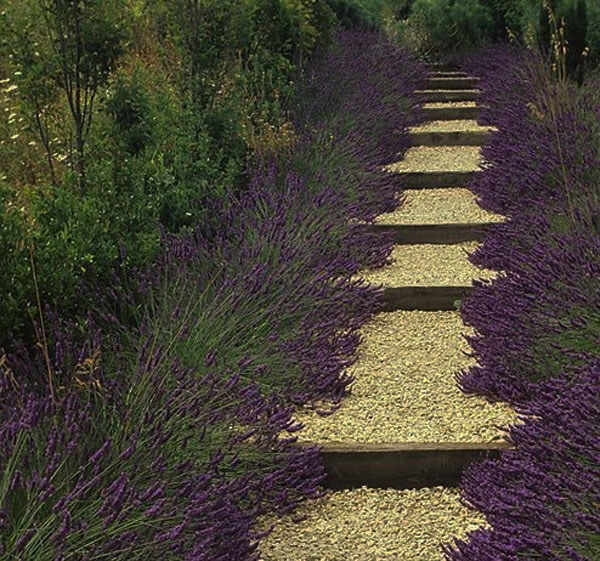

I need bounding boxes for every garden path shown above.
[256,63,517,561]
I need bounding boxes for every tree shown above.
[35,0,124,192]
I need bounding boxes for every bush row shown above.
[441,44,600,560]
[0,31,426,560]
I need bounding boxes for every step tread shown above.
[409,119,494,133]
[415,89,481,94]
[387,145,482,174]
[422,101,479,108]
[377,188,503,225]
[255,486,485,560]
[357,243,494,288]
[290,310,517,443]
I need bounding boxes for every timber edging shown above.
[295,441,513,489]
[382,285,473,311]
[361,222,497,244]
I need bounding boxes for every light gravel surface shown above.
[410,120,495,133]
[356,243,496,287]
[256,486,486,561]
[422,101,478,108]
[415,89,481,94]
[293,311,518,443]
[375,189,505,225]
[386,146,483,173]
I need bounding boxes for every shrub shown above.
[0,0,341,346]
[396,0,495,59]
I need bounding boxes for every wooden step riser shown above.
[363,223,495,244]
[297,441,512,490]
[417,91,480,103]
[396,170,477,189]
[426,78,479,89]
[425,63,458,72]
[409,130,491,147]
[420,106,481,121]
[382,285,473,311]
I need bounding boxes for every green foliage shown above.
[1,0,127,192]
[586,0,600,65]
[0,182,31,338]
[390,0,416,19]
[536,0,588,83]
[486,0,524,40]
[326,0,379,28]
[396,0,495,58]
[538,0,556,55]
[105,67,154,156]
[0,0,341,343]
[562,0,587,83]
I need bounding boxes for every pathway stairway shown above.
[256,63,518,561]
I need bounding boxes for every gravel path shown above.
[257,75,513,561]
[293,311,518,443]
[375,189,504,225]
[386,146,482,173]
[410,119,495,133]
[356,242,495,286]
[256,486,486,561]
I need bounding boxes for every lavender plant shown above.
[440,42,600,560]
[1,30,426,559]
[444,361,600,561]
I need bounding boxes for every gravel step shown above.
[408,129,491,146]
[295,441,512,489]
[426,77,479,89]
[425,62,458,71]
[388,145,482,173]
[256,486,486,561]
[423,101,478,108]
[361,242,495,287]
[361,222,497,244]
[292,310,518,443]
[415,89,480,102]
[428,71,469,78]
[410,120,493,133]
[377,188,505,225]
[388,145,482,188]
